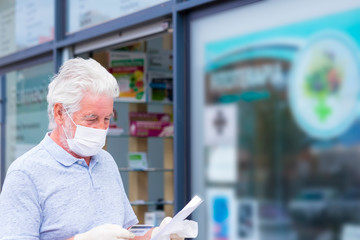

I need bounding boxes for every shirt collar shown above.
[40,132,91,167]
[89,154,100,170]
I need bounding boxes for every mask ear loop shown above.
[61,125,71,140]
[62,108,76,140]
[63,108,77,126]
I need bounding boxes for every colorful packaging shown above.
[129,112,173,137]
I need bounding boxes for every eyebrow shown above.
[82,113,113,120]
[82,114,98,120]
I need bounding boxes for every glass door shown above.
[189,1,360,239]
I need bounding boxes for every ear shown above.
[53,103,65,126]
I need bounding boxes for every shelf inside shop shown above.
[114,99,173,105]
[130,200,174,206]
[107,134,173,139]
[119,168,174,172]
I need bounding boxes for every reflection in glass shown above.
[66,0,169,33]
[191,4,360,240]
[0,0,54,58]
[5,61,53,171]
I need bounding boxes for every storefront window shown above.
[66,0,169,33]
[5,61,53,171]
[0,0,54,58]
[190,1,360,240]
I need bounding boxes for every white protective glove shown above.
[151,217,198,240]
[74,224,135,240]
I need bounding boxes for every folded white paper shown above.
[151,195,203,240]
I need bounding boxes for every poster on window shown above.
[205,7,360,140]
[108,51,147,102]
[207,188,237,240]
[238,199,259,240]
[148,72,173,103]
[204,103,237,146]
[206,145,237,183]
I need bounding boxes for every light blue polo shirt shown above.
[0,133,138,240]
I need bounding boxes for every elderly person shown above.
[0,58,196,240]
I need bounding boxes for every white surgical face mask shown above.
[62,109,108,157]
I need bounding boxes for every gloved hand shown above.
[74,224,135,240]
[151,217,198,240]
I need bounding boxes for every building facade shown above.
[1,0,360,239]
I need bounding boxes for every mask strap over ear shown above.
[62,107,77,140]
[62,125,71,140]
[63,108,77,126]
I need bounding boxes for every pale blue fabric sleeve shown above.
[0,170,41,240]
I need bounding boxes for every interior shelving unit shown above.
[125,103,174,223]
[94,32,174,224]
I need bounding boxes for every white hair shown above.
[47,57,119,130]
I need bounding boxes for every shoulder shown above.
[97,149,114,159]
[5,142,57,191]
[1,147,44,205]
[7,143,49,175]
[96,149,118,167]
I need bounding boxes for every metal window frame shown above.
[73,20,172,55]
[0,74,5,186]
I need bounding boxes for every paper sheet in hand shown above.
[151,195,203,240]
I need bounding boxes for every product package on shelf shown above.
[108,51,147,102]
[128,152,148,170]
[129,112,173,137]
[148,72,173,103]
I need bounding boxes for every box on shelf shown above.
[128,152,148,170]
[148,72,173,103]
[107,51,147,102]
[129,112,173,137]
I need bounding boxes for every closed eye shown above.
[85,117,98,122]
